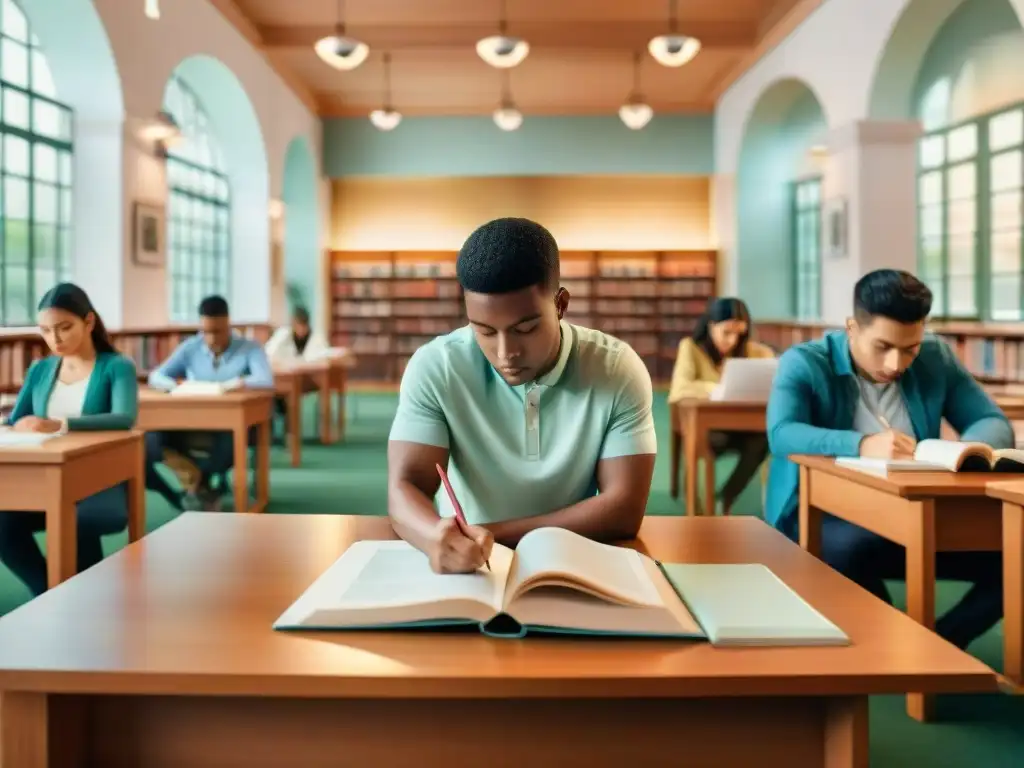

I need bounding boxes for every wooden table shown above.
[272,355,354,467]
[984,480,1024,689]
[0,514,997,768]
[0,431,144,589]
[793,454,1017,721]
[137,389,273,514]
[671,400,767,515]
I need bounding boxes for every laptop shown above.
[709,358,778,402]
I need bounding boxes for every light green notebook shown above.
[273,527,705,639]
[661,563,849,647]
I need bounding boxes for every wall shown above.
[330,176,711,252]
[21,0,323,328]
[324,115,714,178]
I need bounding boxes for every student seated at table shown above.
[0,283,138,597]
[265,305,328,435]
[765,269,1011,650]
[145,295,274,511]
[667,297,773,514]
[388,217,657,574]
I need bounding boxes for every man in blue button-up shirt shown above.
[145,295,274,511]
[765,270,1011,651]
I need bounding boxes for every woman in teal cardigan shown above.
[1,283,139,597]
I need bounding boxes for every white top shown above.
[46,375,91,422]
[265,327,330,363]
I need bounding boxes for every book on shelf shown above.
[274,526,848,646]
[836,439,1024,476]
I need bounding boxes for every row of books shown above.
[334,300,462,318]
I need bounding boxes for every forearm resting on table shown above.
[488,490,645,547]
[388,479,443,551]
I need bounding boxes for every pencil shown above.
[435,463,491,572]
[878,415,891,429]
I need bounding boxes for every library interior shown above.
[0,0,1023,765]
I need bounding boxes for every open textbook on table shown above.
[836,439,1024,477]
[274,527,848,646]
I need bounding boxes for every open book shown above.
[274,527,848,645]
[837,439,1024,476]
[170,379,241,396]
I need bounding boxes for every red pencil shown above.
[435,463,491,571]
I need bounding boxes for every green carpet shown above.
[1,392,1022,765]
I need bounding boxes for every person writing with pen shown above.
[387,217,658,574]
[764,269,1011,652]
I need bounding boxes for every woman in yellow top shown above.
[668,297,774,513]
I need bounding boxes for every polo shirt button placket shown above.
[525,385,542,460]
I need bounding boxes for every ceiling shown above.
[214,0,812,118]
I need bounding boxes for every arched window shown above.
[163,74,230,323]
[0,0,73,325]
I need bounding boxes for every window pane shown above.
[948,123,978,162]
[992,230,1022,274]
[948,233,976,273]
[920,236,944,273]
[990,109,1024,152]
[948,277,976,316]
[919,172,942,205]
[30,49,55,98]
[991,150,1023,193]
[33,183,57,224]
[3,266,29,324]
[948,163,976,199]
[2,0,28,42]
[3,86,28,129]
[4,175,27,218]
[1,37,27,87]
[33,143,56,182]
[4,216,28,264]
[992,190,1022,232]
[920,204,943,238]
[920,135,945,169]
[948,197,976,235]
[991,273,1021,321]
[32,98,62,139]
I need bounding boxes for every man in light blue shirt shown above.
[388,218,657,574]
[145,295,274,511]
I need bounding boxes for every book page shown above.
[0,430,58,447]
[915,439,991,471]
[503,527,661,608]
[992,447,1024,472]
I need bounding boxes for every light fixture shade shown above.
[268,199,285,220]
[315,35,370,70]
[140,111,182,145]
[619,102,654,130]
[647,34,701,67]
[369,108,402,131]
[493,106,523,131]
[144,0,160,20]
[476,35,530,68]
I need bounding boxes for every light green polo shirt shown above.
[388,321,657,524]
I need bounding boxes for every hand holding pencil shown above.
[429,463,494,574]
[859,415,917,460]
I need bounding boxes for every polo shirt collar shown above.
[535,321,573,387]
[828,330,855,377]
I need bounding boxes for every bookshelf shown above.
[329,250,717,383]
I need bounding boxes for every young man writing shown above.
[765,269,1011,650]
[388,217,657,573]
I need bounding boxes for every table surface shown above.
[985,479,1024,504]
[675,399,769,411]
[792,454,1020,498]
[0,430,141,464]
[139,388,273,406]
[0,514,995,700]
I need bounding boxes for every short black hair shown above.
[198,295,230,318]
[456,217,560,294]
[853,269,932,324]
[292,306,310,324]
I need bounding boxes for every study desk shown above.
[136,389,272,514]
[0,514,996,768]
[792,454,1018,721]
[984,480,1024,688]
[0,431,144,588]
[272,354,355,467]
[671,400,767,515]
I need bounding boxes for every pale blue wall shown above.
[323,114,714,177]
[282,137,321,326]
[736,82,826,319]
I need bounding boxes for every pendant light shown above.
[619,52,653,130]
[476,0,529,69]
[493,71,523,131]
[315,0,369,71]
[369,53,402,131]
[648,0,701,67]
[144,0,160,20]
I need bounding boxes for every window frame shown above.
[0,0,74,326]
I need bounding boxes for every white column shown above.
[820,120,922,323]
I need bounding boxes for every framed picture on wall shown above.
[132,201,165,267]
[824,198,848,259]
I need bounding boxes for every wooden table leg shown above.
[335,369,347,441]
[1004,500,1024,685]
[824,696,869,768]
[256,418,271,513]
[798,466,823,556]
[233,420,250,514]
[45,472,76,589]
[126,436,146,543]
[684,415,699,517]
[287,379,301,468]
[905,499,937,722]
[318,369,333,444]
[1,691,84,768]
[669,422,681,499]
[701,427,716,517]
